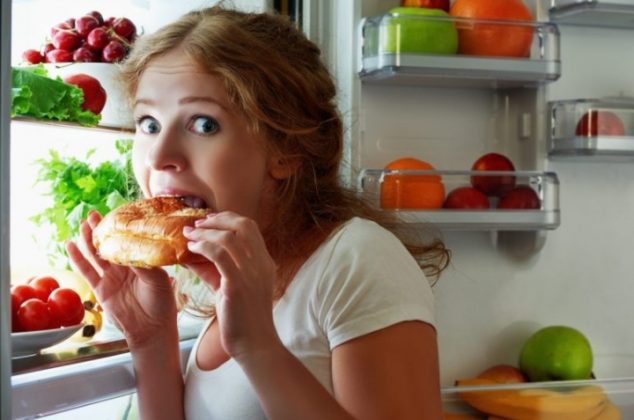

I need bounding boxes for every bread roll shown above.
[93,196,213,268]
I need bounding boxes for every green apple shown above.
[381,7,458,55]
[519,325,593,381]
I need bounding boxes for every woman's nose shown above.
[145,128,187,172]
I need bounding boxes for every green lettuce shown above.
[11,65,100,126]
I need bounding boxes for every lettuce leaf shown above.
[11,66,100,126]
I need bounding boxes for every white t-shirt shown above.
[184,217,435,420]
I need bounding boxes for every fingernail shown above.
[183,226,193,234]
[194,219,204,226]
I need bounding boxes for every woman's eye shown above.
[190,116,219,135]
[138,117,161,134]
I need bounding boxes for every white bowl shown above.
[44,62,134,130]
[11,324,84,358]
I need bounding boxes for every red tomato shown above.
[11,293,21,332]
[16,298,53,331]
[29,276,60,301]
[11,284,37,306]
[48,288,85,327]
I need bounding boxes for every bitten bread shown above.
[92,196,213,268]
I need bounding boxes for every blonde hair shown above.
[120,6,450,313]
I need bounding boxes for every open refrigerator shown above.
[2,0,634,418]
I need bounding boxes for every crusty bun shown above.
[93,196,213,268]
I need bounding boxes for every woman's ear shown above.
[268,155,299,180]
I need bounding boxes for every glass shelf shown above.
[359,13,561,88]
[11,116,134,134]
[359,169,560,231]
[442,376,634,418]
[549,1,634,29]
[549,98,634,159]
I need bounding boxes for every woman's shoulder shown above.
[328,217,406,256]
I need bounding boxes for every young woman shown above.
[66,6,450,420]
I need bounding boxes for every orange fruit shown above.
[380,157,445,209]
[450,0,534,58]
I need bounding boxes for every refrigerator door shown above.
[1,2,12,420]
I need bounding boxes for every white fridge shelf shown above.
[549,1,634,29]
[359,169,560,231]
[359,13,561,88]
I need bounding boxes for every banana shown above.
[456,378,607,420]
[70,304,103,342]
[590,400,621,420]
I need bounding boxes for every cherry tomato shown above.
[48,288,85,327]
[11,293,21,332]
[16,298,52,331]
[11,284,37,306]
[29,276,60,301]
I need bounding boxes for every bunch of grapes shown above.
[22,11,138,64]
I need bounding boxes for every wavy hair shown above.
[119,6,450,312]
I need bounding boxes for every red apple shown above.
[63,73,107,114]
[498,186,540,209]
[575,110,626,137]
[443,186,490,209]
[477,364,527,384]
[471,153,516,197]
[401,0,450,12]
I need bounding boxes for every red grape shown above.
[73,47,98,62]
[22,49,44,64]
[41,43,54,57]
[53,29,82,51]
[103,16,116,28]
[50,21,72,38]
[102,40,126,62]
[86,27,110,51]
[46,48,73,63]
[87,10,104,25]
[76,15,99,38]
[113,17,136,41]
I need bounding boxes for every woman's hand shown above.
[65,210,178,350]
[183,212,280,362]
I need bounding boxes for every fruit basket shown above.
[359,13,561,88]
[442,376,634,419]
[549,0,634,29]
[358,169,560,231]
[548,98,634,159]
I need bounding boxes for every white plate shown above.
[11,324,84,358]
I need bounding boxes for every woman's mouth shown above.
[179,195,208,209]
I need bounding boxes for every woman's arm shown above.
[131,327,185,420]
[238,320,441,420]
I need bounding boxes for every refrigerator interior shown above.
[5,0,634,418]
[316,0,634,414]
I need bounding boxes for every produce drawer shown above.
[359,13,560,88]
[442,377,634,419]
[549,98,634,160]
[358,169,560,231]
